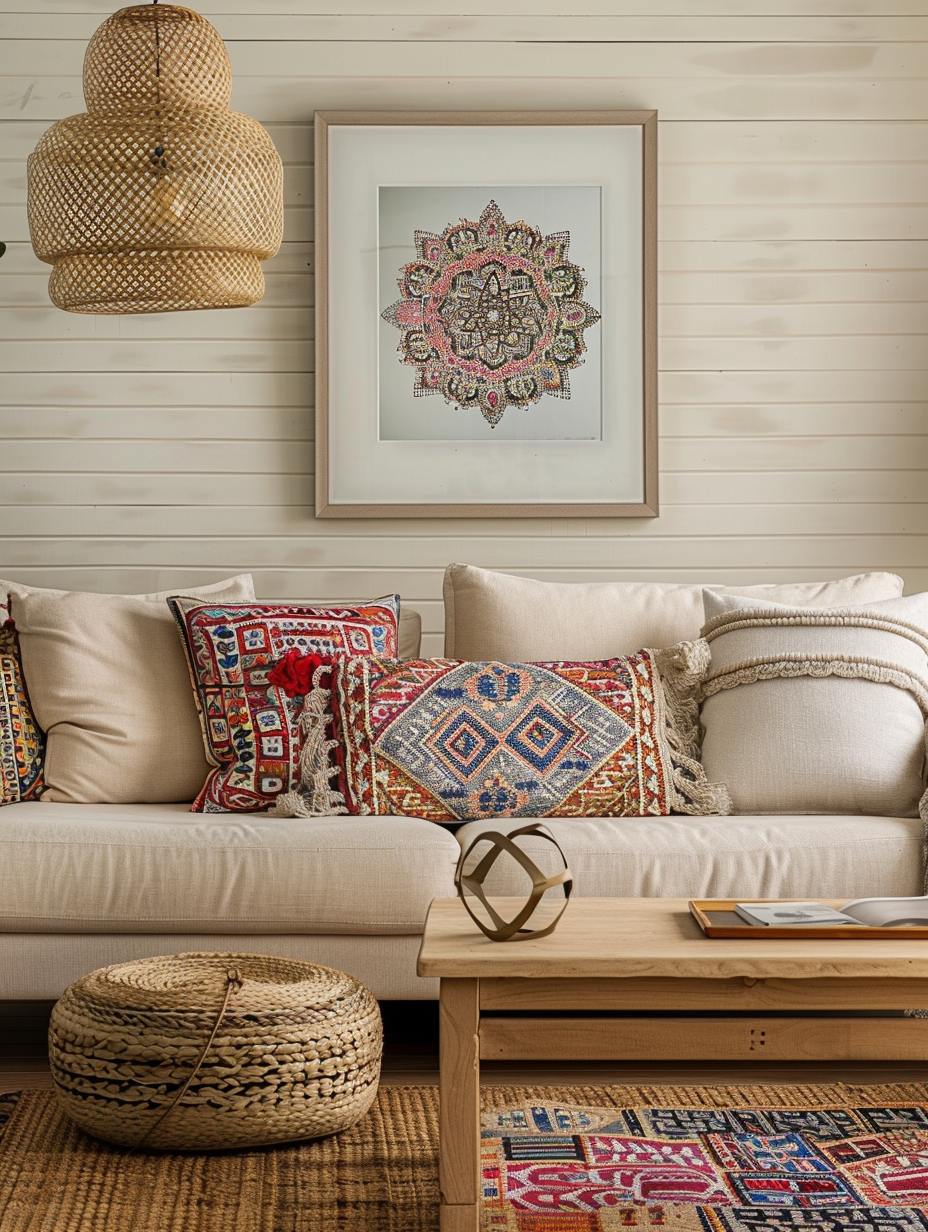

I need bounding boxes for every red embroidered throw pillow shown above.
[330,648,730,822]
[168,596,400,812]
[1,618,45,804]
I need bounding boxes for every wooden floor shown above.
[5,1000,928,1094]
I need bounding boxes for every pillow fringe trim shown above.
[702,609,928,658]
[268,667,347,818]
[702,654,928,713]
[652,640,732,818]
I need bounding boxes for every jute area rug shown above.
[2,1082,928,1231]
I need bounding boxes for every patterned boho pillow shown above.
[168,596,400,813]
[328,646,730,822]
[0,618,45,805]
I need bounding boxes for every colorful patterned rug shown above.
[481,1085,928,1230]
[3,1083,928,1230]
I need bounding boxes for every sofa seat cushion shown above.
[454,815,925,901]
[0,803,460,934]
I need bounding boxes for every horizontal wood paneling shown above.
[6,203,926,244]
[2,501,927,536]
[3,14,928,42]
[3,368,927,408]
[2,1,924,15]
[0,2,926,625]
[5,77,926,124]
[6,119,928,165]
[4,471,928,508]
[0,307,315,340]
[659,370,928,403]
[6,233,925,272]
[5,40,919,79]
[3,303,927,341]
[658,239,928,271]
[14,160,928,210]
[2,403,923,440]
[3,437,927,474]
[2,336,923,371]
[4,268,926,310]
[1,536,926,570]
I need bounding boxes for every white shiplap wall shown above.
[1,1,926,654]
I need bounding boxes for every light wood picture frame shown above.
[315,110,658,519]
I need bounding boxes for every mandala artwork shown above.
[381,200,601,428]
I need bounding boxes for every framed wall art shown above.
[315,111,657,519]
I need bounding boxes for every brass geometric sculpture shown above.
[455,822,573,942]
[27,3,283,314]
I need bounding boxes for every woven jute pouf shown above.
[48,952,382,1151]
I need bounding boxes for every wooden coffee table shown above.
[418,895,928,1231]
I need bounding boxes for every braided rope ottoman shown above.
[48,952,382,1151]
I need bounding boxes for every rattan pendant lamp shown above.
[27,2,283,313]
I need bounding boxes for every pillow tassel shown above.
[919,732,928,894]
[653,639,733,817]
[268,668,346,819]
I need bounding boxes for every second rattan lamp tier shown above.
[27,3,283,313]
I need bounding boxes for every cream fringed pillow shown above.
[699,590,928,818]
[3,575,255,804]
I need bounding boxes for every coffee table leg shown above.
[439,977,480,1232]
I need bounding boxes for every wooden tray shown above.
[689,898,928,940]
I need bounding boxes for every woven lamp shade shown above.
[27,4,283,313]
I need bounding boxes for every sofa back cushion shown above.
[443,564,905,661]
[3,575,255,804]
[700,589,928,818]
[397,609,421,659]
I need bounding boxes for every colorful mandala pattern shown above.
[481,1099,928,1230]
[168,597,399,813]
[0,618,45,805]
[331,654,678,822]
[382,200,601,427]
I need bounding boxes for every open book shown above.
[735,896,928,928]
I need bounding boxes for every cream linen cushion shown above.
[700,589,928,817]
[443,564,904,660]
[0,802,460,935]
[3,575,255,804]
[455,814,924,901]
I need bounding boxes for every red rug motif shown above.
[480,1095,928,1230]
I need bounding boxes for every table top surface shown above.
[417,897,928,980]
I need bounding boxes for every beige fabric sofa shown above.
[1,804,922,1001]
[2,565,922,1002]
